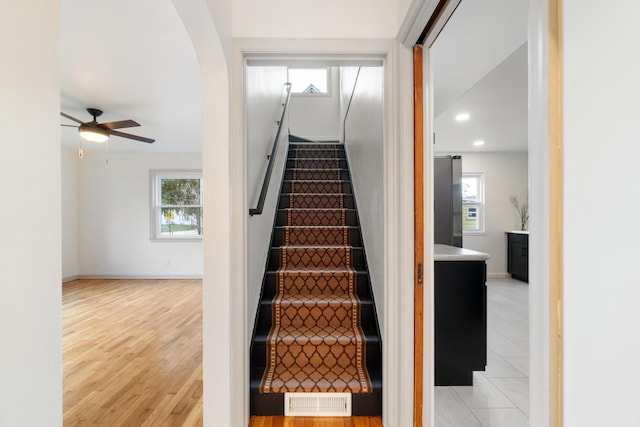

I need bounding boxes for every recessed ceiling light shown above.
[473,140,485,147]
[455,113,470,122]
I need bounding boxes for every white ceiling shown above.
[60,0,528,155]
[60,0,201,153]
[431,0,528,153]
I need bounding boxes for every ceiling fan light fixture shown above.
[79,124,109,143]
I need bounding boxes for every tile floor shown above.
[435,277,529,427]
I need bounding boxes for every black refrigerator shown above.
[434,155,463,247]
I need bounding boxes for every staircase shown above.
[250,142,382,416]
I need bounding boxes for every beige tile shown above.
[488,377,529,416]
[484,351,527,378]
[452,372,515,409]
[471,408,529,427]
[436,278,529,425]
[503,356,528,376]
[435,387,483,427]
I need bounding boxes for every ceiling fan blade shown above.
[60,111,85,124]
[110,130,155,144]
[101,119,140,130]
[61,124,78,128]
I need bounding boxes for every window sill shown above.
[291,92,331,98]
[463,231,487,236]
[150,237,203,242]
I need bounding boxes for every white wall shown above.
[288,68,341,140]
[247,66,289,207]
[246,65,289,327]
[339,66,360,142]
[563,2,640,425]
[439,151,528,275]
[62,147,80,280]
[77,152,203,278]
[342,66,385,328]
[171,0,236,424]
[0,1,62,425]
[232,0,398,39]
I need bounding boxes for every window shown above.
[151,171,202,239]
[462,173,484,233]
[287,68,329,94]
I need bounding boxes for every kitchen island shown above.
[434,244,490,385]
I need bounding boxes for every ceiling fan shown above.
[60,108,155,144]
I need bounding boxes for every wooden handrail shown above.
[249,82,292,216]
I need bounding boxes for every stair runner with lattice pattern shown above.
[259,144,373,395]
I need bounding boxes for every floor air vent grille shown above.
[284,392,352,417]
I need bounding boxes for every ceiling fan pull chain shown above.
[105,139,109,164]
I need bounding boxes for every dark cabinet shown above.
[434,155,463,247]
[435,260,487,386]
[507,232,528,282]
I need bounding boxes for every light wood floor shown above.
[63,279,383,426]
[63,279,203,426]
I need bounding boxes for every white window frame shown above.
[150,170,203,241]
[287,67,331,97]
[462,172,485,235]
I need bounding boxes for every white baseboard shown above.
[487,272,510,279]
[68,274,203,281]
[62,275,79,283]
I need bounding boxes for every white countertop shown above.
[434,244,490,261]
[506,230,529,234]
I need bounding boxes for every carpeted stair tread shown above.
[268,325,365,341]
[273,293,360,306]
[291,169,344,181]
[281,226,351,241]
[287,193,345,208]
[280,246,352,269]
[274,269,355,295]
[289,149,341,158]
[261,363,370,394]
[288,180,346,194]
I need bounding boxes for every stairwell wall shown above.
[341,66,385,329]
[246,66,290,329]
[287,67,341,141]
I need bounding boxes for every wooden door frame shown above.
[413,44,425,427]
[406,0,563,426]
[232,38,417,427]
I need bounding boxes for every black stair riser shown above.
[255,297,377,324]
[250,389,382,416]
[267,247,366,271]
[280,180,352,194]
[286,159,348,169]
[254,297,378,336]
[271,227,362,247]
[275,209,359,227]
[260,270,371,300]
[288,149,347,159]
[283,169,351,181]
[251,334,381,371]
[278,194,355,209]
